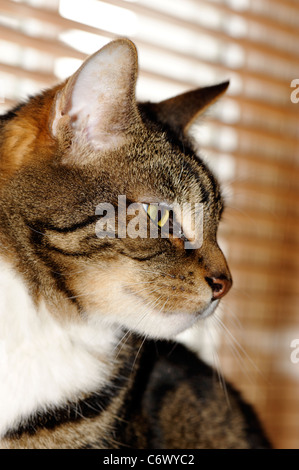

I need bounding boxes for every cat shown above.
[0,38,271,449]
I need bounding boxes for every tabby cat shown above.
[0,39,270,449]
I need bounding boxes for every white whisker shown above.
[213,314,264,381]
[114,294,164,356]
[203,317,231,407]
[132,335,147,370]
[26,224,47,237]
[127,285,165,296]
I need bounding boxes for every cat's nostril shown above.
[205,276,232,301]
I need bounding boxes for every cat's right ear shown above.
[147,82,229,137]
[50,39,140,154]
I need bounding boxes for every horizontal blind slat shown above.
[0,62,56,85]
[202,148,299,178]
[101,0,299,58]
[0,24,86,59]
[195,0,299,39]
[0,0,116,39]
[0,1,296,90]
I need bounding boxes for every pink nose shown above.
[205,276,232,301]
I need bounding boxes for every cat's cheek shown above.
[67,263,218,339]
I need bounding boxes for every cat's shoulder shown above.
[132,338,271,449]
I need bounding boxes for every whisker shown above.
[213,314,264,380]
[203,317,231,407]
[62,280,164,301]
[120,280,157,287]
[225,197,278,221]
[52,265,175,282]
[115,319,147,357]
[159,296,170,313]
[217,302,244,332]
[125,285,165,296]
[229,286,256,302]
[125,266,175,279]
[26,224,48,237]
[114,294,164,355]
[131,335,147,370]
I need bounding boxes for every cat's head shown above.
[0,39,231,339]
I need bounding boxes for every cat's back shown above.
[120,339,271,449]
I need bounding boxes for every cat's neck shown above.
[0,257,121,439]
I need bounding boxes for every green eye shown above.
[142,204,170,228]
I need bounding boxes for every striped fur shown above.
[0,39,270,448]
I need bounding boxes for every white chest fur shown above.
[0,259,117,438]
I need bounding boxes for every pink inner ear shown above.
[53,39,139,151]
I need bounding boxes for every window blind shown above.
[0,0,298,449]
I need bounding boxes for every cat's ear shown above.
[149,82,229,135]
[51,39,140,151]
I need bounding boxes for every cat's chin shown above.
[198,299,220,319]
[111,300,220,340]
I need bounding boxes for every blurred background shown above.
[0,0,298,449]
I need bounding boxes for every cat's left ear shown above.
[148,82,229,136]
[51,39,140,152]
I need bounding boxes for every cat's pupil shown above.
[143,203,170,228]
[157,208,169,227]
[142,203,189,242]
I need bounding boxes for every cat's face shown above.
[0,39,231,339]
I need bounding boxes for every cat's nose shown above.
[205,275,232,301]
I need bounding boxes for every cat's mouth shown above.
[197,299,220,319]
[123,283,220,323]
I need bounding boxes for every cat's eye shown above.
[142,203,170,228]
